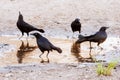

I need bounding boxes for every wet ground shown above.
[1,35,120,67]
[0,35,71,66]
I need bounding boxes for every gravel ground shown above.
[0,63,120,80]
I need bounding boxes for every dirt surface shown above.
[0,63,120,80]
[0,0,120,80]
[0,0,120,37]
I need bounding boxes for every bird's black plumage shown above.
[76,26,108,58]
[17,11,45,38]
[31,33,62,58]
[71,18,81,33]
[76,27,109,48]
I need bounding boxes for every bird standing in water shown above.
[31,32,62,62]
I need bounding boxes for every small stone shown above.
[77,64,86,68]
[5,73,13,77]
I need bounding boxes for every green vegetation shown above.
[96,61,118,76]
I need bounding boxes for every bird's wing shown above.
[37,37,52,50]
[88,31,105,41]
[85,31,99,41]
[22,21,37,30]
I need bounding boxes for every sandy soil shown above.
[0,0,120,80]
[0,0,120,37]
[0,63,120,80]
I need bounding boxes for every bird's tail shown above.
[36,29,45,33]
[52,46,62,53]
[76,35,87,43]
[76,34,93,43]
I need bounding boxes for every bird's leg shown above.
[89,47,92,58]
[26,39,29,50]
[98,45,103,51]
[72,33,74,38]
[72,32,77,39]
[39,53,44,63]
[46,51,50,63]
[39,53,44,58]
[97,43,103,50]
[96,43,103,54]
[19,32,24,39]
[40,58,44,63]
[89,42,93,49]
[26,33,29,40]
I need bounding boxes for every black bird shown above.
[71,18,81,33]
[31,33,62,62]
[76,26,109,58]
[76,26,109,49]
[17,11,45,39]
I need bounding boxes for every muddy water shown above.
[1,36,118,66]
[0,36,75,66]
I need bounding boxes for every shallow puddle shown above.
[0,35,120,66]
[0,36,73,66]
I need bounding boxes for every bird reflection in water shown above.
[71,41,96,62]
[71,41,82,62]
[17,40,37,63]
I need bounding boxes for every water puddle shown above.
[17,40,37,63]
[0,36,120,66]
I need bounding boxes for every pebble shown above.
[5,73,13,77]
[77,64,86,68]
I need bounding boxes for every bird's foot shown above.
[98,46,103,50]
[19,37,22,40]
[100,47,103,50]
[89,53,92,58]
[18,35,23,40]
[40,60,44,63]
[46,60,50,63]
[39,56,44,63]
[40,57,44,63]
[40,60,49,63]
[39,54,43,58]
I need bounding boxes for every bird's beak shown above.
[76,18,80,21]
[30,33,35,39]
[106,27,109,29]
[19,11,21,15]
[30,33,34,35]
